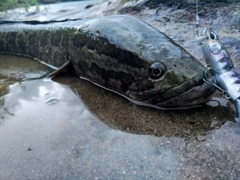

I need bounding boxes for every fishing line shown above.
[195,0,200,37]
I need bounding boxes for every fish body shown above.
[0,15,214,109]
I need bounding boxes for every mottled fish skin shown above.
[0,15,215,109]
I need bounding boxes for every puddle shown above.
[0,78,187,179]
[0,55,240,179]
[0,54,54,97]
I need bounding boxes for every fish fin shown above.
[47,61,71,77]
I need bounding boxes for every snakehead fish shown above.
[0,15,215,109]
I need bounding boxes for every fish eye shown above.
[148,62,165,79]
[210,32,217,40]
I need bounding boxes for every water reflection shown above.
[0,55,53,97]
[0,78,185,179]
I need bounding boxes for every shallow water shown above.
[0,55,240,179]
[0,78,185,179]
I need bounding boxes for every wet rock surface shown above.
[0,0,240,179]
[117,0,240,64]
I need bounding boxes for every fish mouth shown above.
[128,80,215,110]
[82,75,215,110]
[154,81,215,109]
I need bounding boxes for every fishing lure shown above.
[201,30,240,123]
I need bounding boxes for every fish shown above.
[0,15,215,110]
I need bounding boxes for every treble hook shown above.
[203,69,231,99]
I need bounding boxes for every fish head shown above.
[76,15,215,109]
[128,49,215,110]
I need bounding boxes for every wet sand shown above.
[53,72,235,138]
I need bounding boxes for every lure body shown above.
[201,31,240,122]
